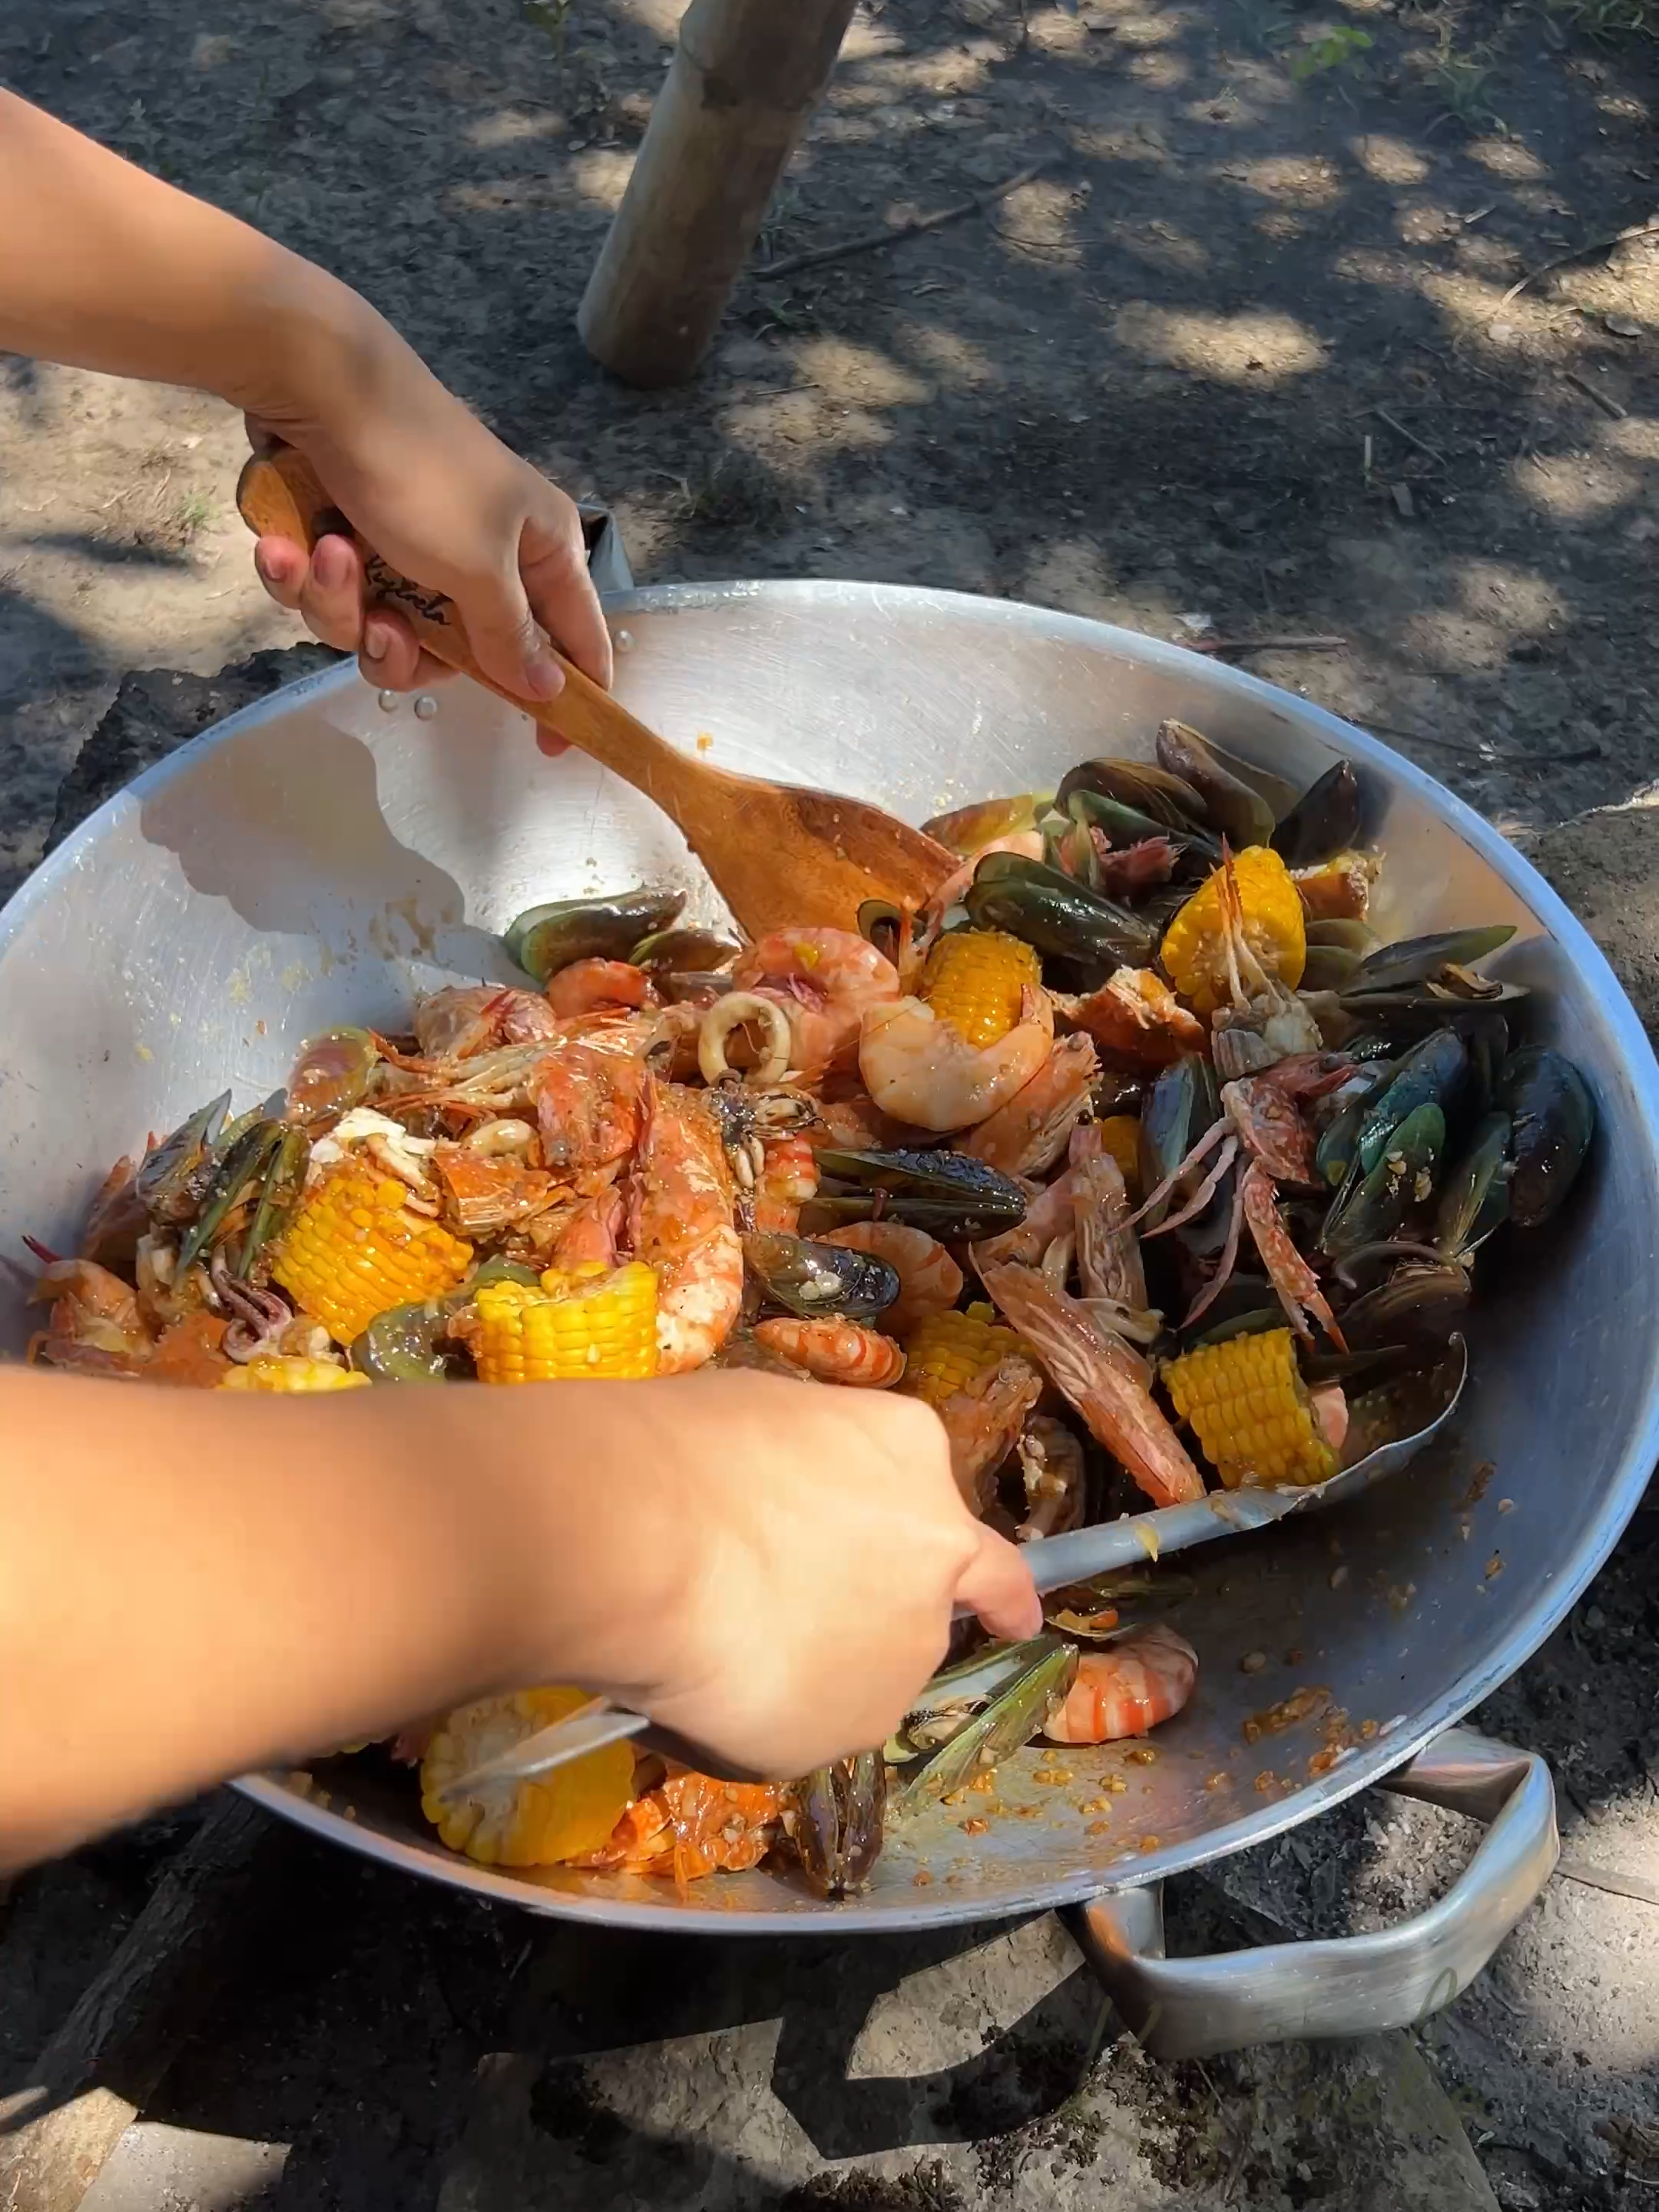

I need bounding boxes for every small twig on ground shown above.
[1359,719,1599,767]
[1499,214,1659,306]
[1187,634,1348,656]
[754,159,1053,280]
[1562,369,1628,421]
[1372,406,1445,465]
[1555,1853,1659,1909]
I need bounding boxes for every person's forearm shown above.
[0,1366,680,1869]
[0,89,398,426]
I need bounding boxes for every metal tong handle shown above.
[1063,1726,1558,2058]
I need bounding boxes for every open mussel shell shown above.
[1345,925,1516,996]
[1154,720,1277,846]
[1063,788,1220,869]
[1313,1064,1394,1190]
[965,851,1157,970]
[743,1231,899,1322]
[1434,1111,1513,1259]
[1320,1101,1445,1258]
[237,1124,310,1280]
[1138,1055,1220,1230]
[505,886,686,984]
[1305,918,1376,955]
[922,792,1050,856]
[892,1637,1077,1807]
[137,1090,232,1223]
[1340,1258,1472,1349]
[810,1148,1027,1239]
[1054,757,1207,833]
[1270,760,1361,869]
[1355,1028,1465,1177]
[286,1028,379,1128]
[177,1114,287,1275]
[856,899,906,962]
[1300,944,1365,994]
[787,1750,886,1899]
[1495,1045,1595,1227]
[629,926,739,975]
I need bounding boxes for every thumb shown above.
[953,1524,1043,1643]
[452,566,566,704]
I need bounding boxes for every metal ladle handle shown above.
[1062,1726,1557,2058]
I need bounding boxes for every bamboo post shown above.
[577,0,859,388]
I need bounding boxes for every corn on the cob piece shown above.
[920,929,1042,1048]
[1093,1113,1143,1197]
[1162,1326,1336,1489]
[273,1164,472,1345]
[220,1356,370,1392]
[473,1260,659,1382]
[421,1687,637,1867]
[903,1300,1025,1407]
[1160,846,1306,1018]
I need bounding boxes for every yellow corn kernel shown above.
[920,929,1043,1048]
[472,1261,659,1382]
[421,1687,637,1867]
[1094,1113,1143,1197]
[903,1300,1024,1408]
[220,1356,371,1392]
[273,1164,472,1346]
[1160,846,1306,1018]
[1162,1327,1336,1489]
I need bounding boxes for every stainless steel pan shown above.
[3,583,1653,2053]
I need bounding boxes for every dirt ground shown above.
[3,0,1659,2205]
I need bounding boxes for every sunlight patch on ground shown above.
[1111,303,1326,378]
[794,340,932,410]
[1464,137,1551,180]
[1351,134,1432,186]
[895,323,1005,392]
[1604,416,1659,460]
[566,150,634,211]
[1128,50,1191,88]
[1229,153,1343,208]
[1097,215,1211,276]
[465,108,564,151]
[1510,450,1639,521]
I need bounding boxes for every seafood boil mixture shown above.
[28,720,1594,1895]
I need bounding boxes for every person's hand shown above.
[545,1373,1043,1781]
[245,320,611,741]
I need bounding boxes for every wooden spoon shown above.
[237,447,953,936]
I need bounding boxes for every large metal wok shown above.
[3,583,1655,2056]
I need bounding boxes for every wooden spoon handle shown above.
[235,445,704,808]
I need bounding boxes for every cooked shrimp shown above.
[536,1043,650,1174]
[962,1033,1099,1176]
[546,959,652,1019]
[540,1179,624,1271]
[414,985,560,1059]
[1059,969,1206,1070]
[1240,1160,1346,1349]
[752,1131,819,1235]
[807,1088,921,1154]
[936,1355,1043,1514]
[979,1259,1205,1508]
[574,1771,784,1889]
[28,1257,150,1373]
[820,1222,962,1335]
[1042,1624,1198,1743]
[628,1078,743,1374]
[751,1317,906,1387]
[1069,1129,1149,1315]
[1016,1413,1087,1540]
[730,929,900,1081]
[859,985,1055,1134]
[430,1145,566,1237]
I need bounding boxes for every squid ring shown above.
[697,993,793,1087]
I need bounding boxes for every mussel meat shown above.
[506,886,686,985]
[1270,760,1362,869]
[1154,720,1277,846]
[743,1231,900,1323]
[629,926,740,975]
[787,1751,886,1898]
[806,1148,1027,1240]
[1061,787,1220,868]
[922,792,1050,856]
[1344,925,1515,997]
[1494,1045,1594,1227]
[964,851,1157,971]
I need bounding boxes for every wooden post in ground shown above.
[577,0,858,388]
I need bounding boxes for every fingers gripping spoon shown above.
[237,448,955,938]
[442,1341,1467,1796]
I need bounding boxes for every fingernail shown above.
[362,620,392,663]
[525,653,565,701]
[313,537,349,590]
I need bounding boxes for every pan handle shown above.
[1061,1726,1557,2059]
